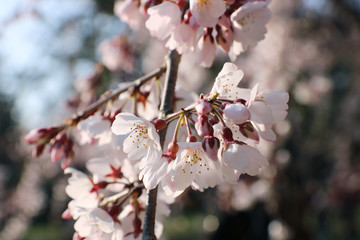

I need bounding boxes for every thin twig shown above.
[66,65,167,126]
[142,50,181,240]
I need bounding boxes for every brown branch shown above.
[66,65,167,126]
[142,50,181,240]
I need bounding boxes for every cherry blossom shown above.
[222,143,269,176]
[114,0,144,30]
[247,83,289,141]
[145,2,181,40]
[210,62,250,100]
[231,0,272,54]
[189,0,226,27]
[98,36,135,73]
[161,141,222,196]
[111,113,162,161]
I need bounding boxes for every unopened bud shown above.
[163,140,179,161]
[61,208,72,220]
[223,103,250,124]
[221,127,234,143]
[234,98,246,105]
[25,127,60,144]
[24,128,45,144]
[153,119,167,131]
[209,116,219,125]
[195,99,213,115]
[187,135,198,142]
[195,115,214,137]
[51,143,65,163]
[240,122,259,141]
[108,204,122,221]
[32,144,46,158]
[202,136,220,161]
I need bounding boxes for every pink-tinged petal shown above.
[231,0,271,53]
[78,115,111,138]
[140,159,168,189]
[211,63,251,100]
[89,208,114,233]
[256,90,289,105]
[146,2,181,40]
[249,101,274,124]
[222,144,268,175]
[75,216,92,237]
[111,113,143,135]
[252,123,276,141]
[196,35,216,67]
[190,0,225,27]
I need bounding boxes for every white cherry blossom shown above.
[64,168,99,209]
[161,142,222,196]
[247,84,289,141]
[166,21,198,54]
[222,143,268,176]
[231,0,271,54]
[111,113,162,161]
[74,208,121,240]
[114,0,144,30]
[145,2,181,40]
[210,62,250,100]
[190,0,226,27]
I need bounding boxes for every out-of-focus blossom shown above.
[98,36,135,73]
[114,0,145,29]
[189,0,226,27]
[231,0,271,55]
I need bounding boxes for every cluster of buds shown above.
[25,127,75,169]
[24,126,76,167]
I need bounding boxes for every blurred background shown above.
[0,0,359,239]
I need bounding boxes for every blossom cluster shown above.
[25,62,288,239]
[115,0,271,67]
[62,159,172,240]
[110,62,288,196]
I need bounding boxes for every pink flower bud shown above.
[239,122,259,141]
[24,127,59,144]
[234,98,246,105]
[24,128,45,144]
[209,116,219,125]
[202,136,220,161]
[51,143,65,163]
[223,103,250,124]
[195,98,212,115]
[221,127,234,143]
[108,204,122,222]
[32,144,45,158]
[163,140,179,161]
[50,133,74,166]
[195,115,214,137]
[152,118,167,131]
[61,208,72,219]
[187,135,198,142]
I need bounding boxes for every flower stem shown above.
[142,50,181,240]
